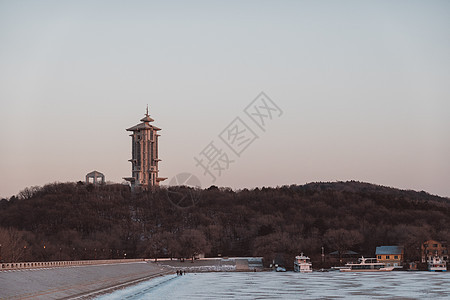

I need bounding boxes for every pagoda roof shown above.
[140,115,154,122]
[126,123,153,131]
[126,123,162,131]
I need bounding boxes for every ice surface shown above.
[96,271,450,299]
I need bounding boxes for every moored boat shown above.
[294,253,312,273]
[428,256,447,272]
[340,257,394,272]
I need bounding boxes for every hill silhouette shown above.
[1,181,449,267]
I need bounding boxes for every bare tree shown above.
[179,229,210,261]
[17,186,40,200]
[0,227,28,262]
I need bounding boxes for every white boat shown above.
[340,257,394,272]
[428,256,447,272]
[294,253,312,273]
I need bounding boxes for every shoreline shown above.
[0,257,263,299]
[0,261,170,299]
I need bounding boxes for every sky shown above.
[0,0,449,198]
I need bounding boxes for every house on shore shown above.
[421,240,448,263]
[376,246,404,268]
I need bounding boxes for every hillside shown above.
[1,181,449,266]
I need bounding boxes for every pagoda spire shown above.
[140,105,154,123]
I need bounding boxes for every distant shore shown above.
[152,257,264,272]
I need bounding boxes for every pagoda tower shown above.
[124,107,166,190]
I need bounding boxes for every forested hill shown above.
[1,181,449,266]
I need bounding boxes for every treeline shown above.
[0,181,449,268]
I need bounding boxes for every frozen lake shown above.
[96,271,450,299]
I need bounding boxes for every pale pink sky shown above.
[1,1,449,198]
